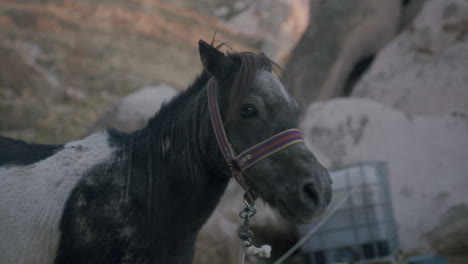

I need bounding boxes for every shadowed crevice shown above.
[342,55,375,97]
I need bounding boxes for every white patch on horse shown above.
[0,132,114,263]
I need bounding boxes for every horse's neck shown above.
[126,88,230,261]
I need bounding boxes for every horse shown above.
[0,40,332,264]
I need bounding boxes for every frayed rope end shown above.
[244,244,271,258]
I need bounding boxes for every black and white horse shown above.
[0,40,332,263]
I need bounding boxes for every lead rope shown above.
[272,187,362,264]
[238,198,271,264]
[206,79,303,263]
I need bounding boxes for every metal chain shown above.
[238,198,256,247]
[238,198,257,264]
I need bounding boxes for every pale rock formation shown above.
[300,98,468,253]
[353,0,468,116]
[163,0,310,64]
[221,0,310,64]
[88,85,177,134]
[283,0,402,106]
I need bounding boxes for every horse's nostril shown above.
[303,183,320,206]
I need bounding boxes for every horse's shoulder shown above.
[0,136,64,167]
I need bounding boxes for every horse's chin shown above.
[276,200,326,225]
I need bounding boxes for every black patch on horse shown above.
[0,136,63,167]
[55,160,149,264]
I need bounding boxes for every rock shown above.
[283,0,402,107]
[220,0,310,64]
[425,203,468,255]
[159,0,310,64]
[353,0,468,116]
[401,0,426,29]
[87,85,177,134]
[300,98,468,253]
[0,41,56,141]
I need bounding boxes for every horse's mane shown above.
[121,46,281,184]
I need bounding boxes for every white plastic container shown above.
[299,162,399,264]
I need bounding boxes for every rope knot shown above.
[244,245,272,259]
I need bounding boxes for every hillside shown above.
[0,0,263,143]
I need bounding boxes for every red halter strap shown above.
[207,78,305,204]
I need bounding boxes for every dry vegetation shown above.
[0,0,257,143]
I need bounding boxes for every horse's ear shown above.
[198,40,227,78]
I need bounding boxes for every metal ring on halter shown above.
[239,200,256,219]
[239,208,256,219]
[243,197,255,210]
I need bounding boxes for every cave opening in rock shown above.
[402,0,413,7]
[342,55,375,97]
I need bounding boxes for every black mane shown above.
[56,67,230,263]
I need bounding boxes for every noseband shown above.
[207,78,305,205]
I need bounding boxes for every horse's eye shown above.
[239,105,257,118]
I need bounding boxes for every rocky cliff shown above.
[0,0,307,143]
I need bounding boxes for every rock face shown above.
[217,0,310,64]
[353,0,468,116]
[342,0,468,255]
[291,0,468,256]
[300,98,468,253]
[0,42,56,140]
[88,85,177,134]
[283,0,402,107]
[159,0,310,64]
[401,0,427,29]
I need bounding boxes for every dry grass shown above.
[0,1,256,144]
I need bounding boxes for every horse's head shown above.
[199,40,332,223]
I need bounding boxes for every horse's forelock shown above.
[225,52,280,121]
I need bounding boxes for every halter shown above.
[207,77,305,261]
[207,78,305,204]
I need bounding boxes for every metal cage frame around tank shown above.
[299,161,400,264]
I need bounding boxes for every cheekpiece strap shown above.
[207,78,305,205]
